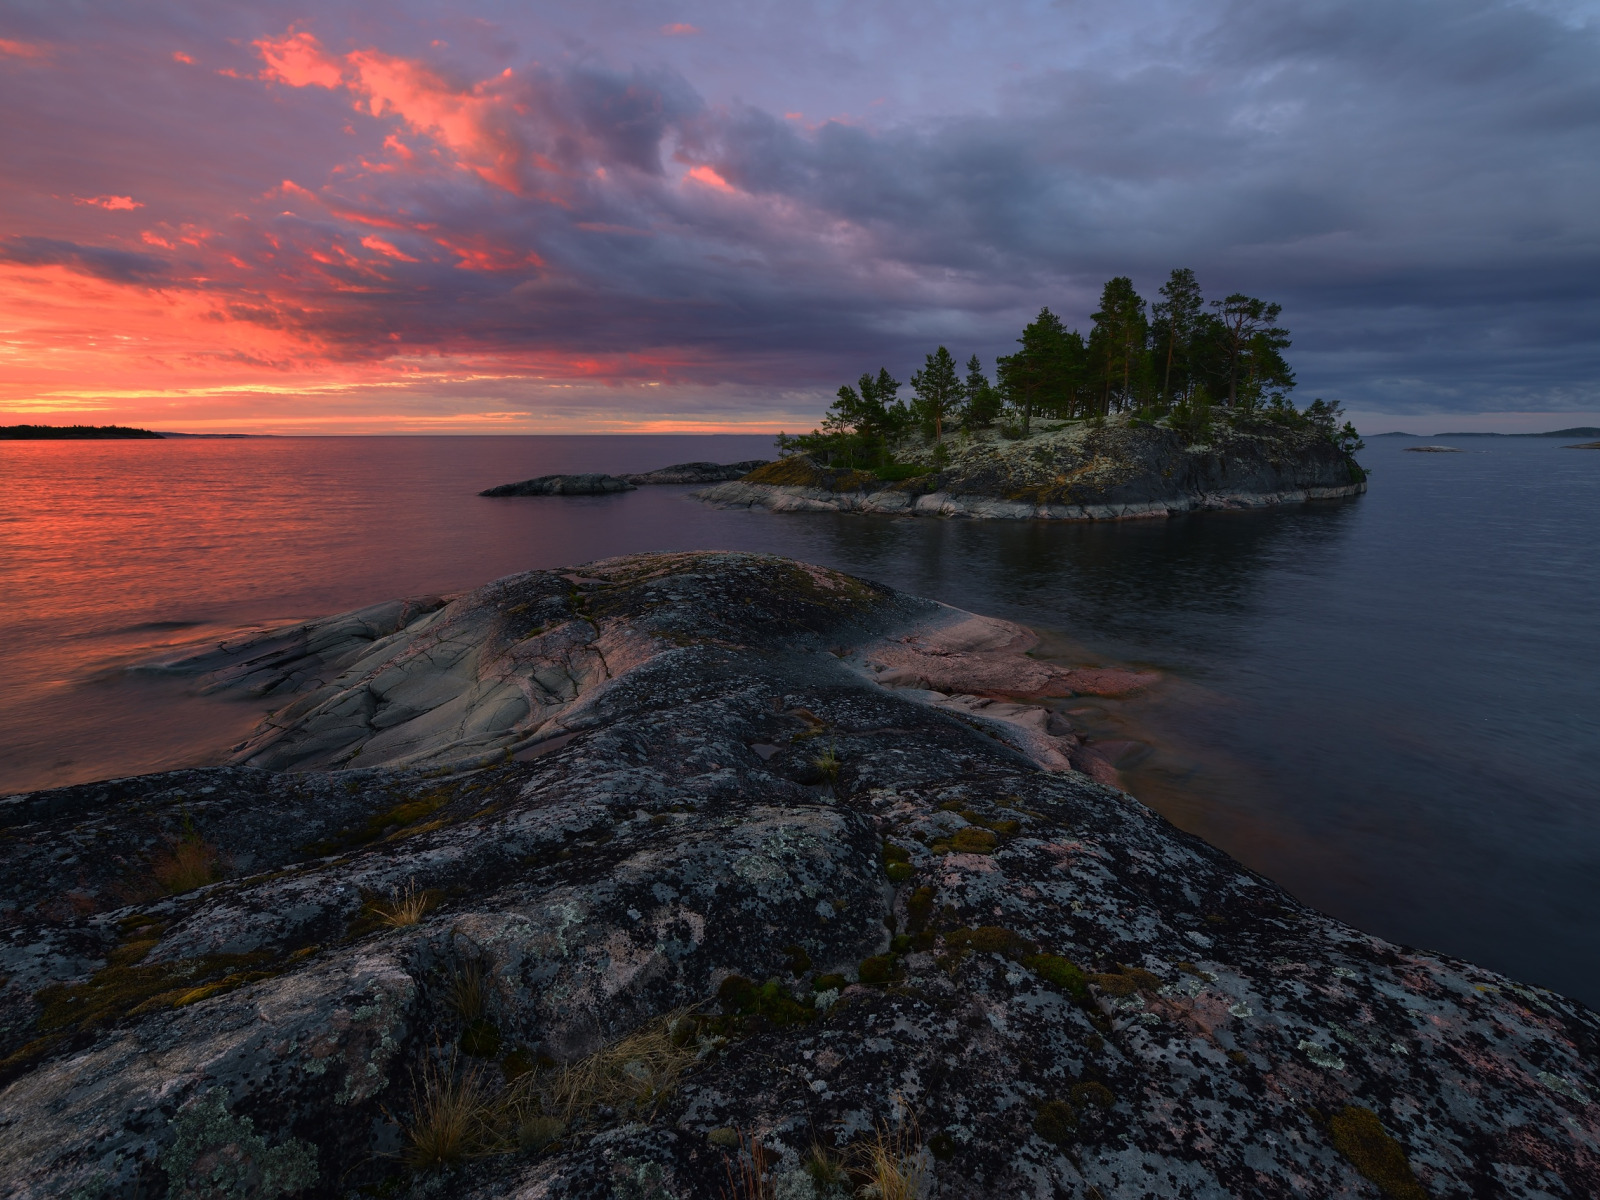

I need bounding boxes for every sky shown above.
[2,0,1598,434]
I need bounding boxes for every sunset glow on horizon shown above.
[3,2,1598,433]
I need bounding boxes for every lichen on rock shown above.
[3,552,1598,1199]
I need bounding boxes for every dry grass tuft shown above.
[497,1008,698,1152]
[850,1118,927,1200]
[804,1143,847,1193]
[534,1010,697,1122]
[374,880,436,928]
[515,1113,566,1153]
[447,951,495,1022]
[718,1129,776,1199]
[402,1056,493,1170]
[151,829,225,895]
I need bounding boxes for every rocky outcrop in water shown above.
[698,420,1365,520]
[480,475,636,497]
[621,461,772,485]
[1403,446,1463,454]
[4,553,1597,1200]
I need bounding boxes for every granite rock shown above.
[3,553,1597,1200]
[621,461,772,485]
[698,420,1366,521]
[480,475,636,497]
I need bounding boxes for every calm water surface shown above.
[2,433,1597,1004]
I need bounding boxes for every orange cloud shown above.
[0,38,46,59]
[172,51,194,65]
[75,195,143,211]
[434,234,543,271]
[255,30,344,88]
[661,23,700,36]
[360,234,419,262]
[685,165,734,192]
[254,32,532,194]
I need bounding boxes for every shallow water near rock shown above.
[1,432,1597,1008]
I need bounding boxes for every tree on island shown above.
[1151,268,1205,403]
[1088,277,1150,417]
[777,268,1362,473]
[961,355,1002,431]
[997,307,1083,434]
[910,346,961,442]
[1211,293,1292,408]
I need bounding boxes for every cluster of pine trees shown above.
[781,270,1362,469]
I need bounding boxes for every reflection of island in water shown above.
[904,500,1367,882]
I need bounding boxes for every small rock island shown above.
[700,415,1365,520]
[480,462,772,497]
[701,279,1368,520]
[3,553,1595,1199]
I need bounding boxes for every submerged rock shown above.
[622,460,772,485]
[480,474,636,497]
[698,419,1366,520]
[1403,446,1464,453]
[3,553,1598,1199]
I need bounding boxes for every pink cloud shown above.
[360,234,419,262]
[685,164,734,192]
[661,24,700,36]
[75,195,144,210]
[255,30,344,89]
[0,38,46,60]
[172,51,193,65]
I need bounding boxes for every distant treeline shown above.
[782,270,1362,469]
[0,424,163,440]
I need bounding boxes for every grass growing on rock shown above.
[362,880,438,930]
[150,825,226,894]
[882,841,914,884]
[403,1057,494,1170]
[1327,1106,1427,1200]
[302,785,459,857]
[849,1120,927,1200]
[3,945,281,1079]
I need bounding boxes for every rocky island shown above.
[3,553,1596,1199]
[698,417,1365,521]
[481,463,773,498]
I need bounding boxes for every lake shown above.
[1,432,1596,1005]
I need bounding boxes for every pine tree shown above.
[911,347,961,441]
[1088,277,1149,415]
[1151,268,1204,403]
[997,308,1072,434]
[961,355,1001,429]
[1211,294,1288,408]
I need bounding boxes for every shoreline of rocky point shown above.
[3,552,1596,1199]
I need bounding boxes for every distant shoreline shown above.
[1373,426,1600,439]
[0,425,260,440]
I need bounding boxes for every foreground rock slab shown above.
[3,553,1597,1200]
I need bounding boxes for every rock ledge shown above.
[2,553,1596,1200]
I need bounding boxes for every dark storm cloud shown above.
[0,236,170,284]
[2,0,1596,414]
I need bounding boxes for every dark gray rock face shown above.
[480,475,636,497]
[621,461,772,485]
[3,554,1598,1200]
